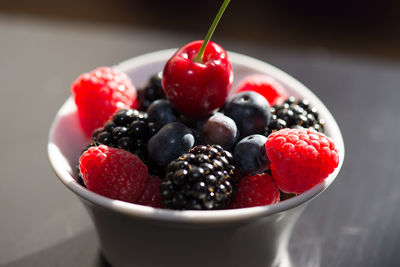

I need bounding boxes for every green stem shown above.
[193,0,231,63]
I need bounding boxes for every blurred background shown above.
[2,0,400,60]
[1,1,400,267]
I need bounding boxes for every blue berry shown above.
[147,99,179,126]
[233,134,269,176]
[223,91,271,138]
[147,122,195,166]
[179,114,210,130]
[148,122,162,137]
[200,112,238,150]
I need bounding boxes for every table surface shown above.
[1,14,400,267]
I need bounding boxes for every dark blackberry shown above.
[265,96,325,136]
[279,191,297,201]
[77,172,85,187]
[91,108,161,164]
[137,72,165,111]
[161,145,237,210]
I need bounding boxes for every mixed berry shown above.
[71,0,339,210]
[72,67,339,210]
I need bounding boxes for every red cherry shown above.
[161,0,232,119]
[162,40,233,119]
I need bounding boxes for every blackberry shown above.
[91,109,161,163]
[279,191,297,201]
[137,72,165,111]
[265,96,325,136]
[160,145,237,210]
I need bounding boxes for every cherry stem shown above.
[193,0,231,63]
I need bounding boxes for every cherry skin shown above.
[162,40,233,119]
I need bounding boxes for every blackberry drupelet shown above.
[279,191,297,201]
[137,72,165,111]
[161,145,237,210]
[91,109,161,163]
[265,96,325,136]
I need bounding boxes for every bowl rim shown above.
[48,49,345,224]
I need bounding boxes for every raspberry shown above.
[136,175,162,208]
[79,145,148,203]
[230,173,280,209]
[76,141,99,187]
[72,67,137,136]
[235,74,288,106]
[266,128,339,194]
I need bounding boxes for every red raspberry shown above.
[136,175,162,208]
[235,74,288,106]
[79,145,148,203]
[71,67,137,136]
[266,128,339,194]
[230,173,280,209]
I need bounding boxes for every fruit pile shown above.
[73,65,339,210]
[71,0,339,210]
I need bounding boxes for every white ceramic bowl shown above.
[48,49,344,267]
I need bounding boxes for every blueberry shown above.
[180,114,210,130]
[147,99,179,126]
[223,91,271,138]
[147,122,195,166]
[233,134,269,176]
[148,122,162,137]
[200,112,238,150]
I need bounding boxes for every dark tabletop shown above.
[1,14,400,267]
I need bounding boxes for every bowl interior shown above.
[48,49,344,223]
